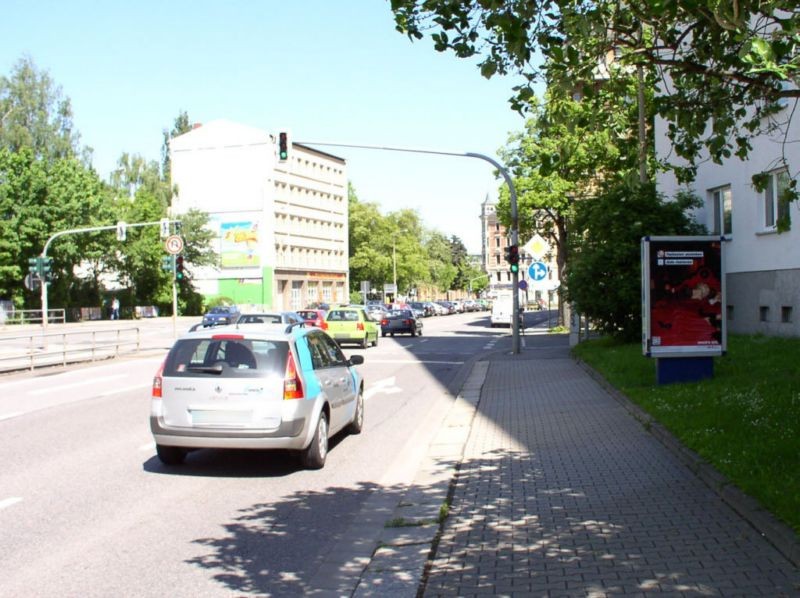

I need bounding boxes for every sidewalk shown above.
[355,332,799,597]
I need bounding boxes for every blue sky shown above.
[3,1,532,253]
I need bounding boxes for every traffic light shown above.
[41,257,53,282]
[28,257,40,276]
[175,255,185,280]
[277,130,290,162]
[508,244,520,274]
[161,256,174,272]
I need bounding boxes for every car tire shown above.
[410,328,416,337]
[381,331,387,337]
[372,333,378,347]
[360,335,368,349]
[301,411,328,469]
[417,327,422,337]
[156,444,187,465]
[346,390,364,435]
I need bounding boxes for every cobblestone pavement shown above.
[422,341,800,597]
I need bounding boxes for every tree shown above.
[162,111,191,181]
[423,231,458,293]
[0,147,112,308]
[391,1,800,185]
[566,178,704,341]
[0,56,83,162]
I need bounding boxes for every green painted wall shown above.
[215,267,273,307]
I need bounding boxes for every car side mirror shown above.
[348,355,364,366]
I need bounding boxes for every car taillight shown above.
[212,333,244,340]
[152,360,165,399]
[283,351,304,400]
[357,322,364,331]
[321,320,328,330]
[381,319,388,326]
[404,319,411,325]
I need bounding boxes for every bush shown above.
[566,179,704,341]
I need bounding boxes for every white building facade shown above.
[655,109,800,336]
[170,120,349,310]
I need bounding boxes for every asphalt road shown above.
[0,310,551,597]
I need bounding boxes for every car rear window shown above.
[297,310,317,320]
[164,338,289,378]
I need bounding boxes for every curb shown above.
[574,358,800,569]
[351,361,489,597]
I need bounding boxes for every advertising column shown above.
[641,236,726,384]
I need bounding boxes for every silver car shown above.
[150,322,364,469]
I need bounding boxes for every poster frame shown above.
[641,235,727,358]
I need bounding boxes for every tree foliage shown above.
[391,1,800,182]
[566,179,704,341]
[348,184,476,298]
[0,56,83,162]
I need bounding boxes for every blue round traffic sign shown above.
[528,261,548,281]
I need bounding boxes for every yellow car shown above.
[323,307,379,348]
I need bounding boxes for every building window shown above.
[759,306,769,322]
[726,305,734,321]
[763,168,791,230]
[782,306,793,323]
[709,186,732,236]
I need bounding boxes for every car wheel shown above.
[156,444,187,465]
[381,331,387,337]
[417,327,422,337]
[410,328,416,337]
[301,411,328,469]
[390,333,394,337]
[372,333,378,347]
[360,335,368,349]
[346,390,364,435]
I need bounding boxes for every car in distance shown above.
[380,309,423,337]
[237,311,304,325]
[150,323,365,469]
[202,305,240,327]
[324,306,379,349]
[296,308,328,328]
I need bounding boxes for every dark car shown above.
[380,309,423,337]
[409,301,434,317]
[202,305,240,327]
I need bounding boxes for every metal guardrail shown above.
[0,308,66,325]
[0,326,141,373]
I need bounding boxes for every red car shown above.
[297,309,328,328]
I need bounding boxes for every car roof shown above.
[182,321,307,340]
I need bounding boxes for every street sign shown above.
[518,280,528,291]
[159,218,170,238]
[24,272,41,291]
[116,221,127,241]
[165,235,184,255]
[528,261,548,282]
[522,233,550,259]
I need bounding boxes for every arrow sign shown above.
[528,261,548,282]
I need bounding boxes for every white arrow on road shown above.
[364,376,402,401]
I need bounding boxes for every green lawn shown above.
[572,334,800,535]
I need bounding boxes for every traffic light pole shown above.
[298,141,522,353]
[38,220,179,329]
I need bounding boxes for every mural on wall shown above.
[218,219,260,268]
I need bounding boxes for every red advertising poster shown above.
[642,236,725,357]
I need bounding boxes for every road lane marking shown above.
[98,383,150,397]
[27,374,128,396]
[364,376,402,401]
[0,412,23,422]
[0,497,22,511]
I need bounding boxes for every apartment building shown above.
[169,120,349,310]
[655,110,800,336]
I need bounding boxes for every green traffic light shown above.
[510,264,519,274]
